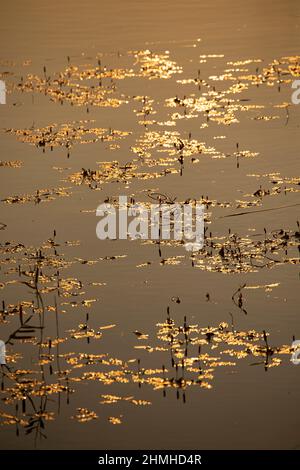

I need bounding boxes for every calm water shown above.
[0,0,300,449]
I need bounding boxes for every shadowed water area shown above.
[0,0,300,450]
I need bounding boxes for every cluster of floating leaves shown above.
[1,299,296,437]
[68,162,179,189]
[15,59,130,108]
[243,172,300,206]
[131,49,182,80]
[3,51,299,199]
[14,50,182,110]
[71,408,98,423]
[2,187,71,205]
[1,48,300,443]
[0,234,125,311]
[138,222,299,274]
[0,224,297,436]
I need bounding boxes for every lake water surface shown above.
[0,0,300,449]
